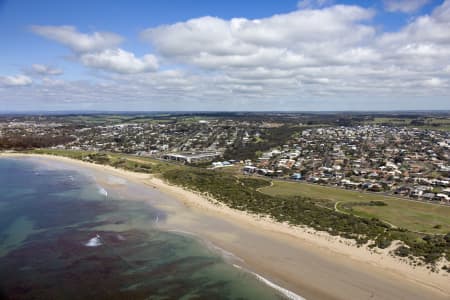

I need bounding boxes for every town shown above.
[243,125,450,204]
[1,113,449,204]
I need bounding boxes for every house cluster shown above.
[2,117,450,204]
[1,117,261,164]
[51,120,243,155]
[0,120,67,139]
[244,125,450,204]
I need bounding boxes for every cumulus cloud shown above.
[142,5,375,69]
[0,75,32,87]
[138,1,450,101]
[30,64,63,76]
[380,1,450,46]
[31,25,158,74]
[383,0,430,13]
[79,49,158,74]
[17,1,450,110]
[31,25,123,53]
[378,0,450,75]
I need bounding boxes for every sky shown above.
[0,0,449,111]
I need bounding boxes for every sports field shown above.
[260,181,450,234]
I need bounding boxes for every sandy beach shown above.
[2,153,449,300]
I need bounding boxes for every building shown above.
[163,152,219,164]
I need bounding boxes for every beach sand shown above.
[2,153,449,300]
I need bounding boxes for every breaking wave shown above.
[233,264,305,300]
[98,186,108,197]
[85,235,103,247]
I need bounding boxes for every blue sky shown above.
[0,0,449,111]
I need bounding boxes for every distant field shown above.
[364,117,450,131]
[370,117,411,124]
[259,181,450,234]
[54,114,217,125]
[419,125,450,131]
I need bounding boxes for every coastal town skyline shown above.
[1,0,450,111]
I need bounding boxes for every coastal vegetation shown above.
[260,181,450,234]
[17,149,450,270]
[161,168,450,268]
[0,135,74,150]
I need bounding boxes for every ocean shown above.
[0,158,288,300]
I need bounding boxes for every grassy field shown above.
[259,181,450,234]
[364,117,450,132]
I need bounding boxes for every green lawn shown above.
[259,181,450,234]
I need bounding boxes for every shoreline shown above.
[1,153,449,299]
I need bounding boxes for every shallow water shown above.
[0,158,285,300]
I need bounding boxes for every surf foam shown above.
[233,264,305,300]
[97,186,108,198]
[85,235,103,247]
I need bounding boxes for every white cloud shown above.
[31,64,63,76]
[383,0,430,13]
[142,5,375,70]
[31,26,158,74]
[80,49,158,74]
[423,77,445,87]
[139,1,450,101]
[298,0,334,9]
[380,1,450,46]
[0,75,32,87]
[31,25,123,53]
[15,1,450,110]
[377,0,450,75]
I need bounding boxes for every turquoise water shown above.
[0,158,284,300]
